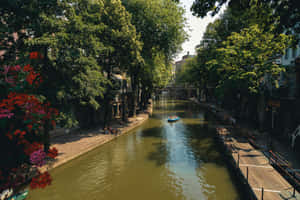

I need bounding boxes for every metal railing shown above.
[216,128,298,200]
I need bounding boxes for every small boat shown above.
[7,190,28,200]
[167,116,180,122]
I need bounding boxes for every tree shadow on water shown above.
[147,141,170,166]
[140,125,165,139]
[183,124,227,166]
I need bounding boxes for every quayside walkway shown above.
[190,98,300,200]
[216,127,300,200]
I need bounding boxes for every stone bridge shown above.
[157,85,198,99]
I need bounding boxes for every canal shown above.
[28,99,240,200]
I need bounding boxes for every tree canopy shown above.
[212,25,291,96]
[1,0,187,125]
[191,0,300,35]
[122,0,187,113]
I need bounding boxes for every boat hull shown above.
[167,117,180,122]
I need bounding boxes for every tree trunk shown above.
[121,80,128,122]
[130,75,138,117]
[139,85,145,109]
[141,86,147,110]
[43,47,50,153]
[137,82,140,113]
[103,67,112,127]
[43,120,50,153]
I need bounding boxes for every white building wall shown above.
[279,43,300,96]
[281,45,300,66]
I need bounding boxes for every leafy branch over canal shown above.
[0,0,186,196]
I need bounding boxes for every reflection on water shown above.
[28,99,239,200]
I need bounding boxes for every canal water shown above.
[28,99,240,200]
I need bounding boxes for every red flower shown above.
[51,120,56,128]
[1,60,59,191]
[23,64,33,72]
[29,52,39,59]
[6,132,13,140]
[30,172,52,189]
[26,71,38,85]
[47,147,58,158]
[27,124,33,131]
[24,142,43,155]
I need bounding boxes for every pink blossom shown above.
[5,77,15,84]
[2,65,21,74]
[3,66,10,75]
[12,65,21,71]
[36,110,46,115]
[0,109,11,113]
[24,103,46,115]
[0,109,14,119]
[30,149,46,167]
[2,66,16,85]
[0,113,14,119]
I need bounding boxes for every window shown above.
[285,49,289,59]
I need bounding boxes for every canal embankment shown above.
[41,104,152,172]
[190,98,300,200]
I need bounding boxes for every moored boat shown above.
[7,190,28,200]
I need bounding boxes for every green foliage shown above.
[123,0,187,95]
[123,0,187,61]
[56,112,79,128]
[23,0,144,126]
[182,2,293,109]
[212,25,291,96]
[191,0,227,18]
[1,0,186,126]
[0,0,59,65]
[191,0,300,36]
[176,57,198,85]
[150,51,173,89]
[26,0,109,110]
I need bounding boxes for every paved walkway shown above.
[190,99,300,199]
[217,127,300,200]
[41,108,151,172]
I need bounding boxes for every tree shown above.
[182,2,282,101]
[98,0,143,124]
[176,57,198,85]
[191,0,300,36]
[26,0,107,127]
[191,0,228,18]
[208,24,291,111]
[123,0,187,114]
[0,0,60,65]
[25,0,143,127]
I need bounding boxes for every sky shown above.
[175,0,225,62]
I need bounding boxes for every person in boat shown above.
[169,115,178,120]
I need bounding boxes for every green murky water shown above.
[28,99,239,200]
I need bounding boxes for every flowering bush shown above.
[0,52,58,191]
[47,147,58,159]
[30,172,52,189]
[30,150,46,167]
